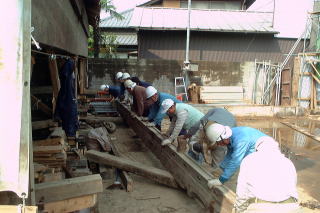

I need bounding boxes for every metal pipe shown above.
[185,0,191,64]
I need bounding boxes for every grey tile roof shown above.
[100,7,277,34]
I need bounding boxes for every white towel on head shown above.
[218,126,232,141]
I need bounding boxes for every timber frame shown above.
[116,102,236,213]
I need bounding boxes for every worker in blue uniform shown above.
[144,86,181,130]
[204,123,267,187]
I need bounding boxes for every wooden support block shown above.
[109,140,133,192]
[33,145,64,154]
[86,150,178,189]
[33,137,63,146]
[0,205,37,212]
[43,194,97,213]
[35,174,103,203]
[117,102,235,212]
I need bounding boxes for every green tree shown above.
[92,0,123,58]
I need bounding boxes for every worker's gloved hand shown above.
[146,122,155,127]
[207,179,222,189]
[163,132,170,137]
[161,138,172,146]
[190,141,203,154]
[141,117,149,122]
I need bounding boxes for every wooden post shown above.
[109,140,134,192]
[48,58,60,113]
[86,150,178,189]
[292,57,301,106]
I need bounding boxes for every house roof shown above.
[130,7,277,33]
[100,9,134,28]
[100,7,277,34]
[115,33,137,45]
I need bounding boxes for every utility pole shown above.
[184,0,191,70]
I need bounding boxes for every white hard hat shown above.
[116,72,123,80]
[255,136,279,152]
[161,99,174,113]
[146,86,157,98]
[205,123,226,146]
[124,80,136,89]
[100,84,109,90]
[121,72,130,80]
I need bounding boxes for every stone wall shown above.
[88,59,255,103]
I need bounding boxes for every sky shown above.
[102,0,314,38]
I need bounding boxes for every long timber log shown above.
[116,102,235,212]
[86,150,178,189]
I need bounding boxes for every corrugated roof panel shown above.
[100,9,133,28]
[130,7,277,33]
[115,33,137,45]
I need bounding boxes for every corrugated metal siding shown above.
[138,30,304,66]
[115,33,137,45]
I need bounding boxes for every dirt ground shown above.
[97,120,206,213]
[95,116,320,213]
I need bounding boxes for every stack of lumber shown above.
[199,86,244,104]
[33,137,67,168]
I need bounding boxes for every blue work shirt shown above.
[219,127,267,183]
[109,85,121,98]
[139,80,152,88]
[148,92,181,125]
[120,83,125,96]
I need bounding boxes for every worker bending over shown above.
[234,136,301,213]
[131,76,152,88]
[99,84,121,100]
[205,124,267,187]
[187,108,236,166]
[124,80,148,116]
[160,99,204,146]
[145,86,181,130]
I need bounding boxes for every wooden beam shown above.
[281,121,320,142]
[31,95,52,117]
[86,150,178,189]
[0,206,37,213]
[43,194,97,213]
[109,140,133,192]
[35,174,103,203]
[116,102,235,212]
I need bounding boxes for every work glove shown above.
[140,117,149,122]
[146,122,155,127]
[161,138,172,146]
[207,178,222,189]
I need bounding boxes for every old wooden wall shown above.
[32,0,89,56]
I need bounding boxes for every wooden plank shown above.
[32,119,58,130]
[33,137,63,146]
[0,206,37,213]
[200,93,243,100]
[31,95,52,116]
[79,59,86,94]
[86,151,178,189]
[35,174,103,203]
[31,86,53,94]
[109,140,133,192]
[199,86,243,93]
[117,102,235,212]
[43,194,97,213]
[33,145,64,154]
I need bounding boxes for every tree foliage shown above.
[90,0,123,58]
